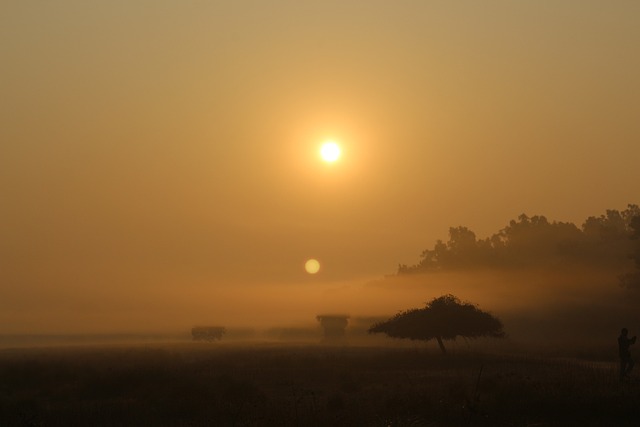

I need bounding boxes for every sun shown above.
[304,259,320,274]
[320,141,341,163]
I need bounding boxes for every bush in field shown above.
[368,295,504,354]
[191,326,226,342]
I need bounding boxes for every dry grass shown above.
[0,342,638,426]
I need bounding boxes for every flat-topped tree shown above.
[368,295,504,354]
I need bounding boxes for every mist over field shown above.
[3,265,637,354]
[4,203,640,355]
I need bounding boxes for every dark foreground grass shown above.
[0,343,639,426]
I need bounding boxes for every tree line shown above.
[398,204,640,285]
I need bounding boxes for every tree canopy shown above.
[368,295,504,354]
[620,214,640,289]
[398,204,640,274]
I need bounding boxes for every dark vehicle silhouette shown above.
[191,326,226,342]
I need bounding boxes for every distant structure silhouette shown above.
[618,327,636,381]
[316,315,349,342]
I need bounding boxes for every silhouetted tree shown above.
[496,214,584,264]
[398,205,640,274]
[582,205,640,264]
[620,214,640,289]
[368,295,504,354]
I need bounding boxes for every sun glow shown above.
[320,141,341,162]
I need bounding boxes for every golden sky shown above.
[1,1,639,332]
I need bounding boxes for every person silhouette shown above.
[618,328,636,381]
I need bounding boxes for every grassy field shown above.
[0,342,638,426]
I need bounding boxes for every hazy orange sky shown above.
[2,2,639,332]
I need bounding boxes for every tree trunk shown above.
[436,336,447,354]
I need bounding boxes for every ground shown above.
[0,342,638,426]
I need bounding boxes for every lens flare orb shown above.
[305,259,321,274]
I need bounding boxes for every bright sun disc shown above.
[305,259,320,274]
[320,141,341,162]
